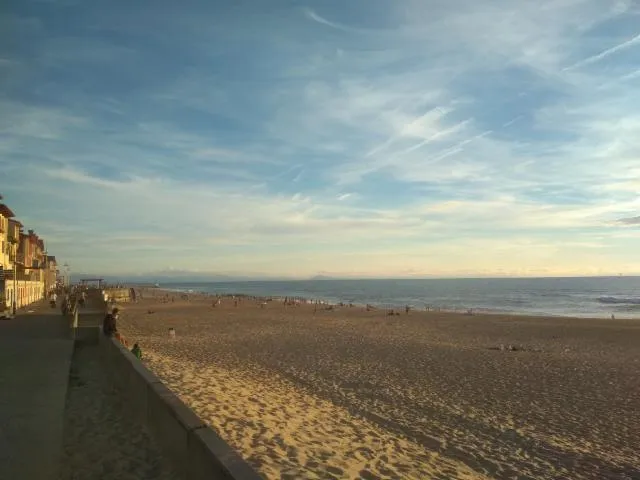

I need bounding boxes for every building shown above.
[45,255,58,294]
[0,203,15,271]
[0,197,54,313]
[0,203,16,312]
[19,229,47,283]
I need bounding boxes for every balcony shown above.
[1,267,44,281]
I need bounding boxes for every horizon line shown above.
[72,274,638,282]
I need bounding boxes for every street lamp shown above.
[9,237,17,316]
[43,250,47,295]
[63,262,70,289]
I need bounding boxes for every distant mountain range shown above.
[71,271,638,284]
[71,271,302,284]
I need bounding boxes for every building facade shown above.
[0,204,15,271]
[0,198,56,314]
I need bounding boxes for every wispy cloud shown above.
[2,0,640,276]
[617,216,640,226]
[564,32,640,70]
[303,8,345,31]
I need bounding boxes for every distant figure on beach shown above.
[405,305,410,314]
[131,343,143,359]
[168,327,176,339]
[103,308,119,337]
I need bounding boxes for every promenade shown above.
[0,302,73,480]
[0,297,180,480]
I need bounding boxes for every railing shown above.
[0,271,37,282]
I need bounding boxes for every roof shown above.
[0,204,15,218]
[47,255,57,262]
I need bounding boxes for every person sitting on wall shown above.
[131,343,142,360]
[103,307,119,337]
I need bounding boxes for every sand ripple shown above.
[120,293,640,480]
[145,350,485,480]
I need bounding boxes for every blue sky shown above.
[1,0,639,278]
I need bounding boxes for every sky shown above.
[1,0,639,278]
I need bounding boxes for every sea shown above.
[159,276,640,319]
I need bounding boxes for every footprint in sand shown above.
[376,465,399,478]
[285,446,298,461]
[326,465,344,476]
[352,446,375,461]
[358,469,379,480]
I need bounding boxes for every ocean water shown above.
[161,277,640,319]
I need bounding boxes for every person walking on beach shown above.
[103,307,119,337]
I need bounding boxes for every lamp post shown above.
[63,262,70,290]
[10,238,17,316]
[43,250,49,298]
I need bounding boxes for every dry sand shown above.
[116,290,640,480]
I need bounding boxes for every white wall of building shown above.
[3,280,45,309]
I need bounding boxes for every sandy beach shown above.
[115,290,640,480]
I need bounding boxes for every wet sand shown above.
[116,291,640,479]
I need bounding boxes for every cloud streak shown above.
[2,0,640,276]
[617,216,640,225]
[565,32,640,70]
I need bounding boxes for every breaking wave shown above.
[598,296,640,305]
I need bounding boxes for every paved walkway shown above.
[0,302,74,480]
[0,296,180,480]
[58,335,179,480]
[57,294,180,480]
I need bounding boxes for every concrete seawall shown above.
[98,331,263,480]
